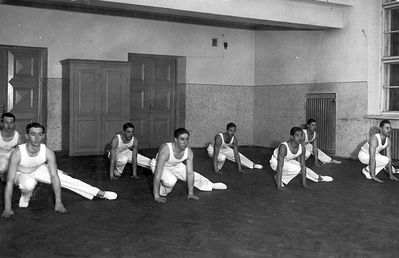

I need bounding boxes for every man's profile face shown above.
[26,127,45,147]
[175,133,189,150]
[380,123,391,137]
[1,117,15,132]
[308,122,317,132]
[226,127,236,138]
[292,131,303,145]
[123,127,134,140]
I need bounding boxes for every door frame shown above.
[0,44,48,126]
[128,53,186,147]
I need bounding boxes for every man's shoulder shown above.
[214,133,223,141]
[369,134,378,141]
[159,143,171,152]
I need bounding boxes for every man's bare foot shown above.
[130,175,140,179]
[215,170,223,175]
[110,170,122,180]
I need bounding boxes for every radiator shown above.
[392,129,399,160]
[306,93,336,154]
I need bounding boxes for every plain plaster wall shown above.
[0,4,255,150]
[253,0,380,158]
[186,84,254,148]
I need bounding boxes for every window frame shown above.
[382,1,399,112]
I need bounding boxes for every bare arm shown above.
[276,144,287,190]
[213,135,222,173]
[386,139,398,181]
[368,136,383,183]
[312,136,320,167]
[153,144,169,203]
[232,137,243,173]
[2,147,20,218]
[186,148,199,200]
[109,136,118,179]
[299,144,309,188]
[131,138,139,178]
[46,148,67,213]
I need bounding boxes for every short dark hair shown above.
[174,128,190,138]
[26,122,46,134]
[226,122,236,130]
[123,122,134,131]
[1,112,15,122]
[380,119,391,128]
[290,126,303,136]
[307,119,316,125]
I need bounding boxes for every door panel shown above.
[73,66,102,153]
[130,58,150,147]
[102,66,130,147]
[0,47,45,133]
[129,54,176,148]
[150,116,172,147]
[77,119,100,149]
[149,58,175,147]
[77,70,98,115]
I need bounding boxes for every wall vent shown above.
[306,93,336,154]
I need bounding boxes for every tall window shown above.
[383,1,399,111]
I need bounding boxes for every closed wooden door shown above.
[0,46,46,132]
[69,62,130,155]
[129,55,176,148]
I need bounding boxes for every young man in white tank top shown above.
[207,122,263,175]
[108,122,151,180]
[0,112,23,181]
[152,128,227,203]
[303,119,341,166]
[2,123,118,218]
[358,119,399,182]
[269,127,333,190]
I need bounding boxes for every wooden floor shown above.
[1,147,399,258]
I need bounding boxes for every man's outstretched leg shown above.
[32,165,117,200]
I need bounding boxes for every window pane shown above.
[389,63,399,86]
[391,8,399,31]
[389,88,399,111]
[390,33,399,56]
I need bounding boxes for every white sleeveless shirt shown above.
[18,143,47,174]
[219,133,234,149]
[360,133,388,154]
[116,134,134,153]
[302,129,316,144]
[0,131,19,157]
[272,142,303,161]
[164,142,188,167]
